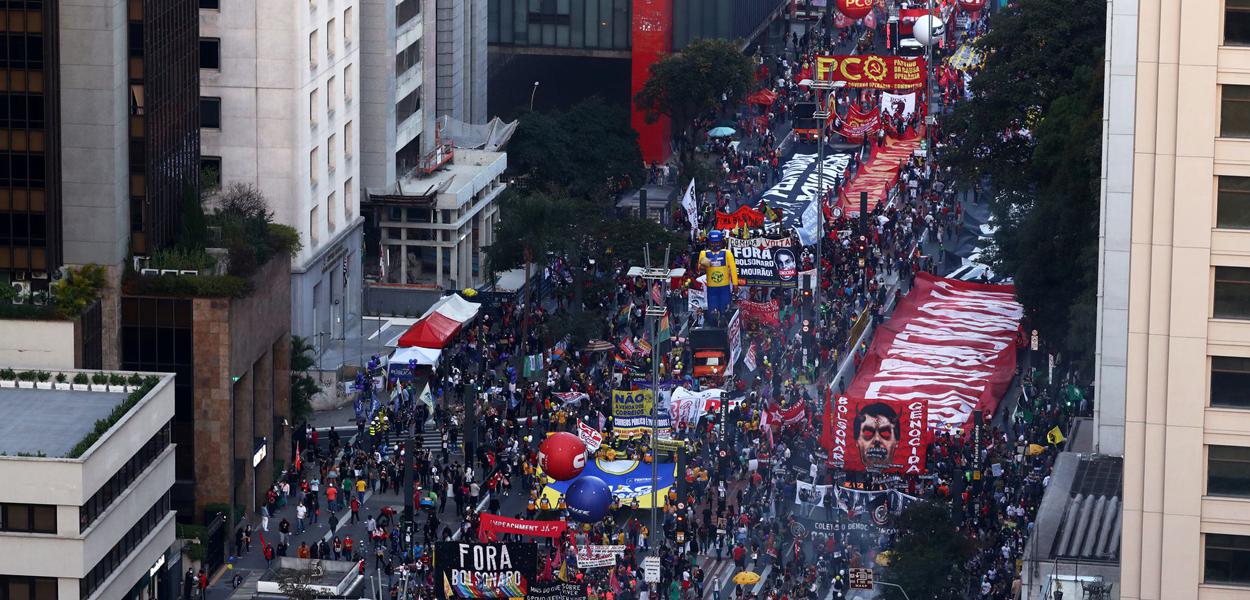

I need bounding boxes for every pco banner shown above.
[814,55,926,90]
[434,542,537,599]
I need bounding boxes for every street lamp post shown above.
[809,75,843,384]
[529,81,540,111]
[628,247,678,551]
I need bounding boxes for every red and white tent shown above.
[395,294,481,349]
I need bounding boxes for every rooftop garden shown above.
[0,264,107,321]
[123,183,301,298]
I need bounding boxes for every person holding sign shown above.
[699,230,739,316]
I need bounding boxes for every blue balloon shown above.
[565,476,612,523]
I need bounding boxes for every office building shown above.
[198,0,364,345]
[358,0,506,292]
[1096,0,1250,598]
[0,371,177,600]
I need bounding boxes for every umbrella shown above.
[708,126,736,138]
[733,571,761,586]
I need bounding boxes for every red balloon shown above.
[837,0,874,21]
[538,432,587,481]
[958,0,986,11]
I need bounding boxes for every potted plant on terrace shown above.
[0,368,15,388]
[54,372,70,390]
[107,373,127,393]
[126,373,144,393]
[90,372,109,392]
[16,371,35,389]
[35,371,52,390]
[72,373,90,391]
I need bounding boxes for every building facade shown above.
[1097,0,1250,598]
[0,372,177,600]
[198,0,364,347]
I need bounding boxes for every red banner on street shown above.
[814,55,926,90]
[828,395,928,474]
[478,513,568,542]
[738,299,782,327]
[837,105,881,142]
[769,402,808,427]
[715,205,765,230]
[846,273,1023,435]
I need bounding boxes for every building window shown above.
[1206,533,1250,585]
[344,64,353,102]
[1209,445,1250,497]
[310,147,319,185]
[396,40,421,77]
[200,97,222,129]
[309,89,319,127]
[80,422,172,533]
[0,576,57,600]
[344,120,353,157]
[397,0,420,27]
[80,492,170,599]
[200,38,221,69]
[1,503,57,533]
[1212,356,1250,408]
[1229,0,1250,45]
[344,7,354,44]
[201,156,222,189]
[309,30,318,69]
[398,89,421,123]
[328,75,337,113]
[327,133,337,172]
[345,178,354,218]
[1217,176,1250,229]
[310,206,320,244]
[328,191,337,231]
[327,18,337,56]
[200,0,221,8]
[1222,85,1250,138]
[1215,266,1250,319]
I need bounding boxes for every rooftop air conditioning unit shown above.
[160,269,179,276]
[30,271,48,280]
[133,256,151,272]
[141,268,161,276]
[10,281,30,303]
[180,270,199,276]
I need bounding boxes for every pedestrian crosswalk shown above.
[696,556,771,599]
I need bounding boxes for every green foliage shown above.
[150,247,218,272]
[73,373,89,385]
[0,368,14,380]
[484,190,578,280]
[268,223,303,256]
[942,0,1105,374]
[509,97,647,201]
[51,264,107,319]
[35,371,50,382]
[0,280,14,302]
[91,372,107,385]
[16,371,34,382]
[290,336,319,424]
[55,372,67,384]
[124,272,253,298]
[635,38,755,128]
[884,501,975,600]
[176,523,208,541]
[180,181,211,249]
[67,377,161,458]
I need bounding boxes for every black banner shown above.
[728,236,798,288]
[758,153,850,229]
[434,542,538,599]
[528,581,587,599]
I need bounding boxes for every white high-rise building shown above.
[199,0,363,345]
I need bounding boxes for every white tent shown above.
[420,293,481,323]
[389,345,442,368]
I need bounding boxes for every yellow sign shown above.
[1046,426,1066,445]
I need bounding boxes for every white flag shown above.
[681,179,699,236]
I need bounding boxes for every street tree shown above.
[290,336,319,424]
[635,38,755,175]
[884,501,975,600]
[509,97,646,202]
[942,0,1105,373]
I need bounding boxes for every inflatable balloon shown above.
[565,476,612,522]
[836,0,873,21]
[958,0,986,12]
[538,432,587,481]
[913,15,946,46]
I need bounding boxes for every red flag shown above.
[294,442,302,472]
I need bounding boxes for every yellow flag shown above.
[1026,443,1046,457]
[1046,426,1066,445]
